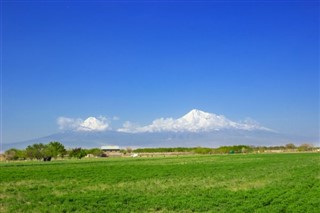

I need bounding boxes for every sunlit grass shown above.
[1,153,319,212]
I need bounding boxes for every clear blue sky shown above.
[2,1,319,143]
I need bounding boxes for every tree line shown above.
[3,142,317,161]
[133,143,317,154]
[3,142,104,161]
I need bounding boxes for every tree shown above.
[126,147,133,154]
[193,147,212,154]
[285,143,296,150]
[69,148,87,159]
[241,147,247,154]
[47,141,66,158]
[86,148,103,157]
[298,143,314,152]
[24,142,66,160]
[4,148,25,160]
[257,146,266,153]
[26,143,47,160]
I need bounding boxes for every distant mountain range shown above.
[2,109,316,150]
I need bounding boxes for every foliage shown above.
[24,142,66,160]
[298,143,314,151]
[193,147,213,154]
[46,141,67,158]
[134,147,200,153]
[69,148,87,159]
[285,143,296,150]
[0,153,319,212]
[126,147,133,153]
[4,142,317,162]
[213,145,253,154]
[121,147,133,154]
[86,148,103,157]
[5,142,66,161]
[4,148,26,160]
[134,146,254,154]
[25,143,47,160]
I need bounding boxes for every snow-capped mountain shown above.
[3,109,314,151]
[118,109,271,133]
[3,128,313,151]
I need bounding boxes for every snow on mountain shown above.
[57,116,109,132]
[3,109,285,151]
[118,109,271,133]
[77,117,109,132]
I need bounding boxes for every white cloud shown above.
[118,109,271,133]
[57,117,82,130]
[118,121,140,133]
[57,110,271,133]
[57,116,109,132]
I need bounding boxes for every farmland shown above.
[1,153,319,212]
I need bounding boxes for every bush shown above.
[5,149,24,160]
[69,148,87,159]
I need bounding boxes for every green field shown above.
[1,153,319,212]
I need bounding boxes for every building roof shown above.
[101,145,120,150]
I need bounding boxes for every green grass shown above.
[1,153,319,212]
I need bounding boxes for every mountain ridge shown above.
[2,128,314,151]
[3,109,314,151]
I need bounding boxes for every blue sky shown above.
[2,1,319,143]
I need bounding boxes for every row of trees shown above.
[4,142,317,161]
[4,142,104,161]
[253,143,316,152]
[133,143,317,154]
[5,142,66,161]
[133,145,253,154]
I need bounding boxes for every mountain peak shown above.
[118,109,271,133]
[183,109,212,121]
[189,109,202,113]
[180,109,230,131]
[188,109,207,114]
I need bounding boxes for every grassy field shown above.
[1,153,319,212]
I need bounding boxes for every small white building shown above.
[101,145,120,152]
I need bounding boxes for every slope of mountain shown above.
[3,129,313,151]
[2,109,315,151]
